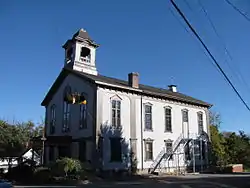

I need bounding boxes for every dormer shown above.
[62,28,99,75]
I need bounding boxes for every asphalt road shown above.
[152,174,250,188]
[13,174,250,188]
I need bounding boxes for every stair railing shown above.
[149,133,184,174]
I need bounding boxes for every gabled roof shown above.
[0,148,39,158]
[41,68,212,108]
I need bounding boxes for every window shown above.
[79,141,86,162]
[63,86,71,132]
[110,138,122,162]
[165,140,173,160]
[111,100,121,127]
[197,112,203,134]
[50,105,56,134]
[144,104,152,130]
[145,141,153,161]
[63,101,70,131]
[165,107,172,132]
[182,110,188,122]
[45,110,48,135]
[79,101,87,129]
[80,47,91,63]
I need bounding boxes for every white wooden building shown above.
[0,149,40,173]
[41,29,211,174]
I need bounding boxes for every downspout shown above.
[140,95,143,170]
[93,85,98,170]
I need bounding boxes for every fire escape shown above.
[148,133,204,174]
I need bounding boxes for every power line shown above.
[183,0,192,11]
[198,0,250,94]
[168,5,190,34]
[170,0,250,97]
[198,0,233,60]
[224,0,250,22]
[170,0,250,111]
[168,4,221,73]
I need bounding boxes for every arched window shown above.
[80,47,91,63]
[79,93,87,129]
[50,104,56,134]
[63,86,71,132]
[111,99,121,127]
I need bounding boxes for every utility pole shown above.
[41,126,47,165]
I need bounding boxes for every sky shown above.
[0,0,250,132]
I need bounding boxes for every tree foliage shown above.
[54,157,82,178]
[210,125,227,166]
[209,112,250,169]
[0,119,44,161]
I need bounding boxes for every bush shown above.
[53,157,82,179]
[130,152,138,174]
[33,166,52,184]
[6,163,34,183]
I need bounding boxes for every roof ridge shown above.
[91,71,210,106]
[41,68,212,107]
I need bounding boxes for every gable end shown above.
[41,69,95,106]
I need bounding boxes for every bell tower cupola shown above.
[62,28,99,75]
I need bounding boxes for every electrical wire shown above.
[224,0,250,22]
[168,5,221,73]
[170,0,250,111]
[183,0,192,11]
[198,0,233,60]
[198,0,250,94]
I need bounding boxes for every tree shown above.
[209,111,229,167]
[0,120,27,168]
[224,131,250,168]
[209,110,250,170]
[209,111,221,128]
[0,119,44,168]
[210,125,228,167]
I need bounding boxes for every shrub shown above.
[33,166,52,184]
[130,152,138,174]
[6,163,34,183]
[54,157,82,179]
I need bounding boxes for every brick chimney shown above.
[128,72,139,88]
[168,85,177,92]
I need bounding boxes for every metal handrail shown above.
[149,133,185,173]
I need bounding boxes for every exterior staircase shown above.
[148,133,203,174]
